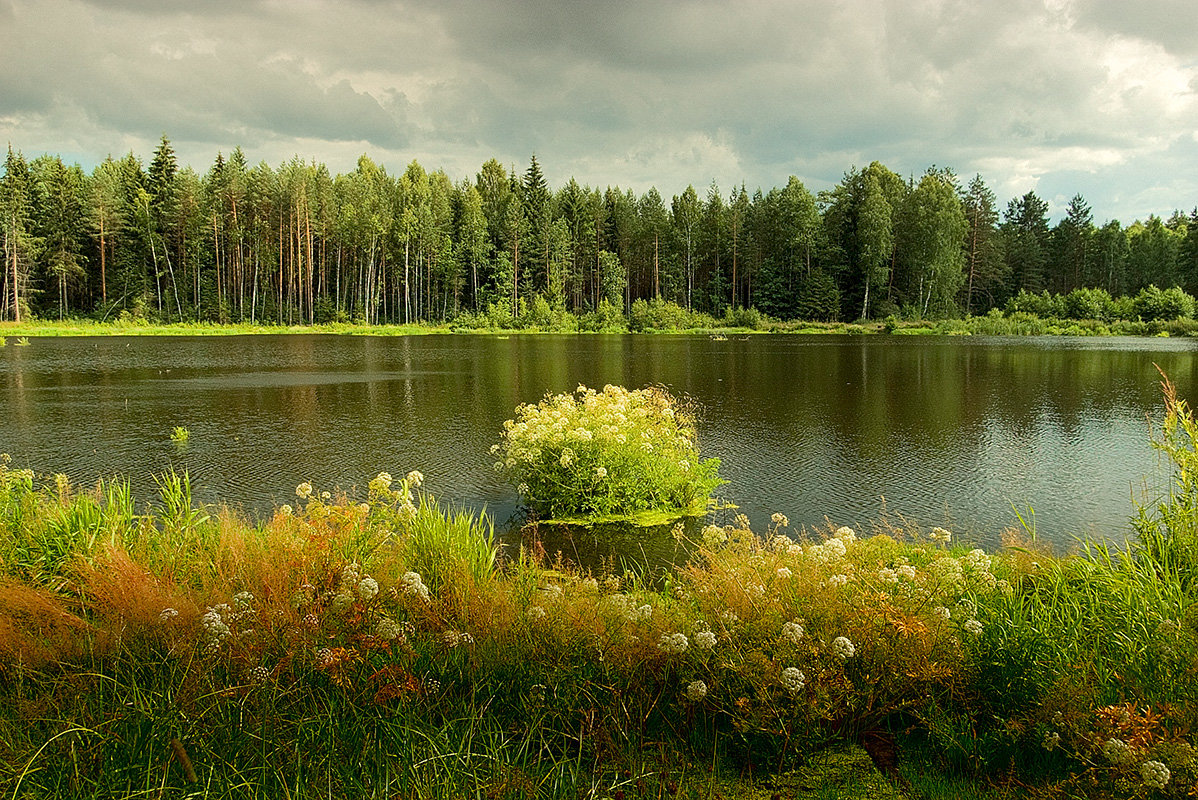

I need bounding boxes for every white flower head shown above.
[374,617,402,640]
[781,621,805,644]
[694,630,718,650]
[357,577,379,601]
[1102,738,1132,764]
[1141,760,1170,789]
[771,512,789,527]
[964,618,983,636]
[781,666,806,694]
[296,481,313,500]
[405,470,424,488]
[685,680,708,702]
[831,636,856,660]
[527,605,546,619]
[930,527,952,544]
[594,466,607,479]
[401,571,430,601]
[658,632,689,654]
[933,606,951,621]
[158,607,179,623]
[777,567,793,579]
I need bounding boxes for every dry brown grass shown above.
[0,580,89,667]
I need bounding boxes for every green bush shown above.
[1063,287,1114,321]
[628,298,714,331]
[1006,289,1064,319]
[492,384,722,522]
[1133,285,1196,321]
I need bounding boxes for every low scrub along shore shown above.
[2,389,1198,799]
[7,289,1198,338]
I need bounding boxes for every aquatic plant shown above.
[169,425,190,446]
[493,383,723,522]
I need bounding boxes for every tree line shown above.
[2,137,1196,325]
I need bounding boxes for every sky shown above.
[2,0,1196,224]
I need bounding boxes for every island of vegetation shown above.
[1,380,1196,798]
[3,139,1198,337]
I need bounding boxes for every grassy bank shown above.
[2,387,1198,798]
[5,314,1198,340]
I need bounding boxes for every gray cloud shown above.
[1,0,1195,222]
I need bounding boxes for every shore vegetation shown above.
[0,382,1197,798]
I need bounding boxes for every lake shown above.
[2,333,1196,553]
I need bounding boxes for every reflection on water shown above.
[2,333,1195,552]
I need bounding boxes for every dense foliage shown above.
[493,384,723,521]
[3,140,1197,327]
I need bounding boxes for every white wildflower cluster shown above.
[1141,760,1170,789]
[357,576,379,601]
[719,610,740,628]
[834,526,857,543]
[246,665,272,686]
[701,525,727,548]
[232,590,255,611]
[329,563,378,612]
[401,571,430,602]
[158,607,179,623]
[831,636,856,660]
[927,557,965,593]
[771,512,789,527]
[897,564,917,581]
[929,527,952,544]
[776,567,793,579]
[961,548,997,588]
[823,573,850,589]
[369,472,393,495]
[374,616,404,640]
[808,537,848,565]
[933,606,951,621]
[685,680,708,702]
[1042,731,1060,750]
[963,618,984,636]
[278,504,293,516]
[878,567,899,584]
[493,384,713,516]
[1102,738,1133,764]
[200,606,232,653]
[315,647,336,668]
[693,630,718,650]
[781,666,806,694]
[406,470,423,488]
[442,630,475,648]
[781,621,805,644]
[605,594,652,623]
[768,535,793,553]
[658,632,689,654]
[295,481,313,500]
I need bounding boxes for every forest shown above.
[2,136,1197,326]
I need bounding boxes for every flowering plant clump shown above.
[493,384,723,522]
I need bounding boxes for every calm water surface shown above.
[3,333,1197,552]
